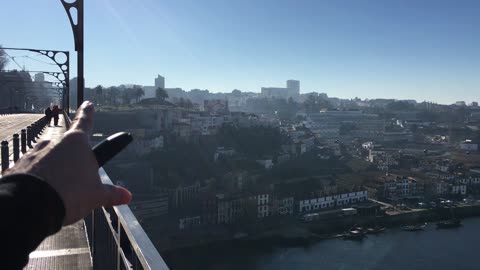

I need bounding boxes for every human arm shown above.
[0,101,132,268]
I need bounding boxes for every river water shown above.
[164,217,480,270]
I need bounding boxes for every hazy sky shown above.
[1,0,479,104]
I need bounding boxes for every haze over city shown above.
[1,0,479,104]
[4,1,480,270]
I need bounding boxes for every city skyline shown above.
[1,0,479,104]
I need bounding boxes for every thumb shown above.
[101,184,132,207]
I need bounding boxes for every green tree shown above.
[93,85,104,105]
[108,86,121,106]
[134,86,144,103]
[217,125,284,158]
[303,94,332,113]
[175,97,194,109]
[156,87,168,101]
[232,89,242,96]
[339,122,357,135]
[122,87,137,105]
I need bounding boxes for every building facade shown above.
[298,191,368,213]
[256,194,270,218]
[383,176,422,200]
[306,111,385,139]
[261,80,300,101]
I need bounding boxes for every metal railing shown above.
[1,116,48,173]
[64,112,169,270]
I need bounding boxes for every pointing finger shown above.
[101,184,132,208]
[70,101,95,134]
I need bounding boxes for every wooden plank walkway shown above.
[0,114,44,141]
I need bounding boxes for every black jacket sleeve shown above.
[0,174,66,269]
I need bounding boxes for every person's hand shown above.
[6,101,132,225]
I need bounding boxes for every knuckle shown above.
[63,130,87,144]
[74,114,88,123]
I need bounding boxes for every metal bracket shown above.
[41,71,67,88]
[2,48,69,88]
[60,0,83,52]
[60,0,84,108]
[2,47,70,110]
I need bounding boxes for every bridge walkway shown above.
[21,115,92,270]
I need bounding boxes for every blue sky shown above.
[1,0,479,104]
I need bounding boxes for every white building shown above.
[452,185,467,195]
[384,176,419,199]
[286,80,300,93]
[140,74,165,100]
[299,196,335,213]
[142,75,185,100]
[261,80,300,101]
[436,181,467,196]
[306,111,385,139]
[142,86,156,99]
[257,194,270,218]
[190,115,228,135]
[335,191,368,206]
[362,142,374,150]
[459,140,478,151]
[155,75,165,89]
[34,72,45,82]
[458,176,480,185]
[298,191,368,213]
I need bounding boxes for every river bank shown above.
[157,203,480,252]
[164,217,480,270]
[248,204,480,246]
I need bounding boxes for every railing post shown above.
[39,120,44,134]
[13,134,20,162]
[1,141,9,172]
[33,122,40,139]
[21,129,27,153]
[36,121,42,135]
[41,117,47,131]
[85,213,94,254]
[27,126,33,148]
